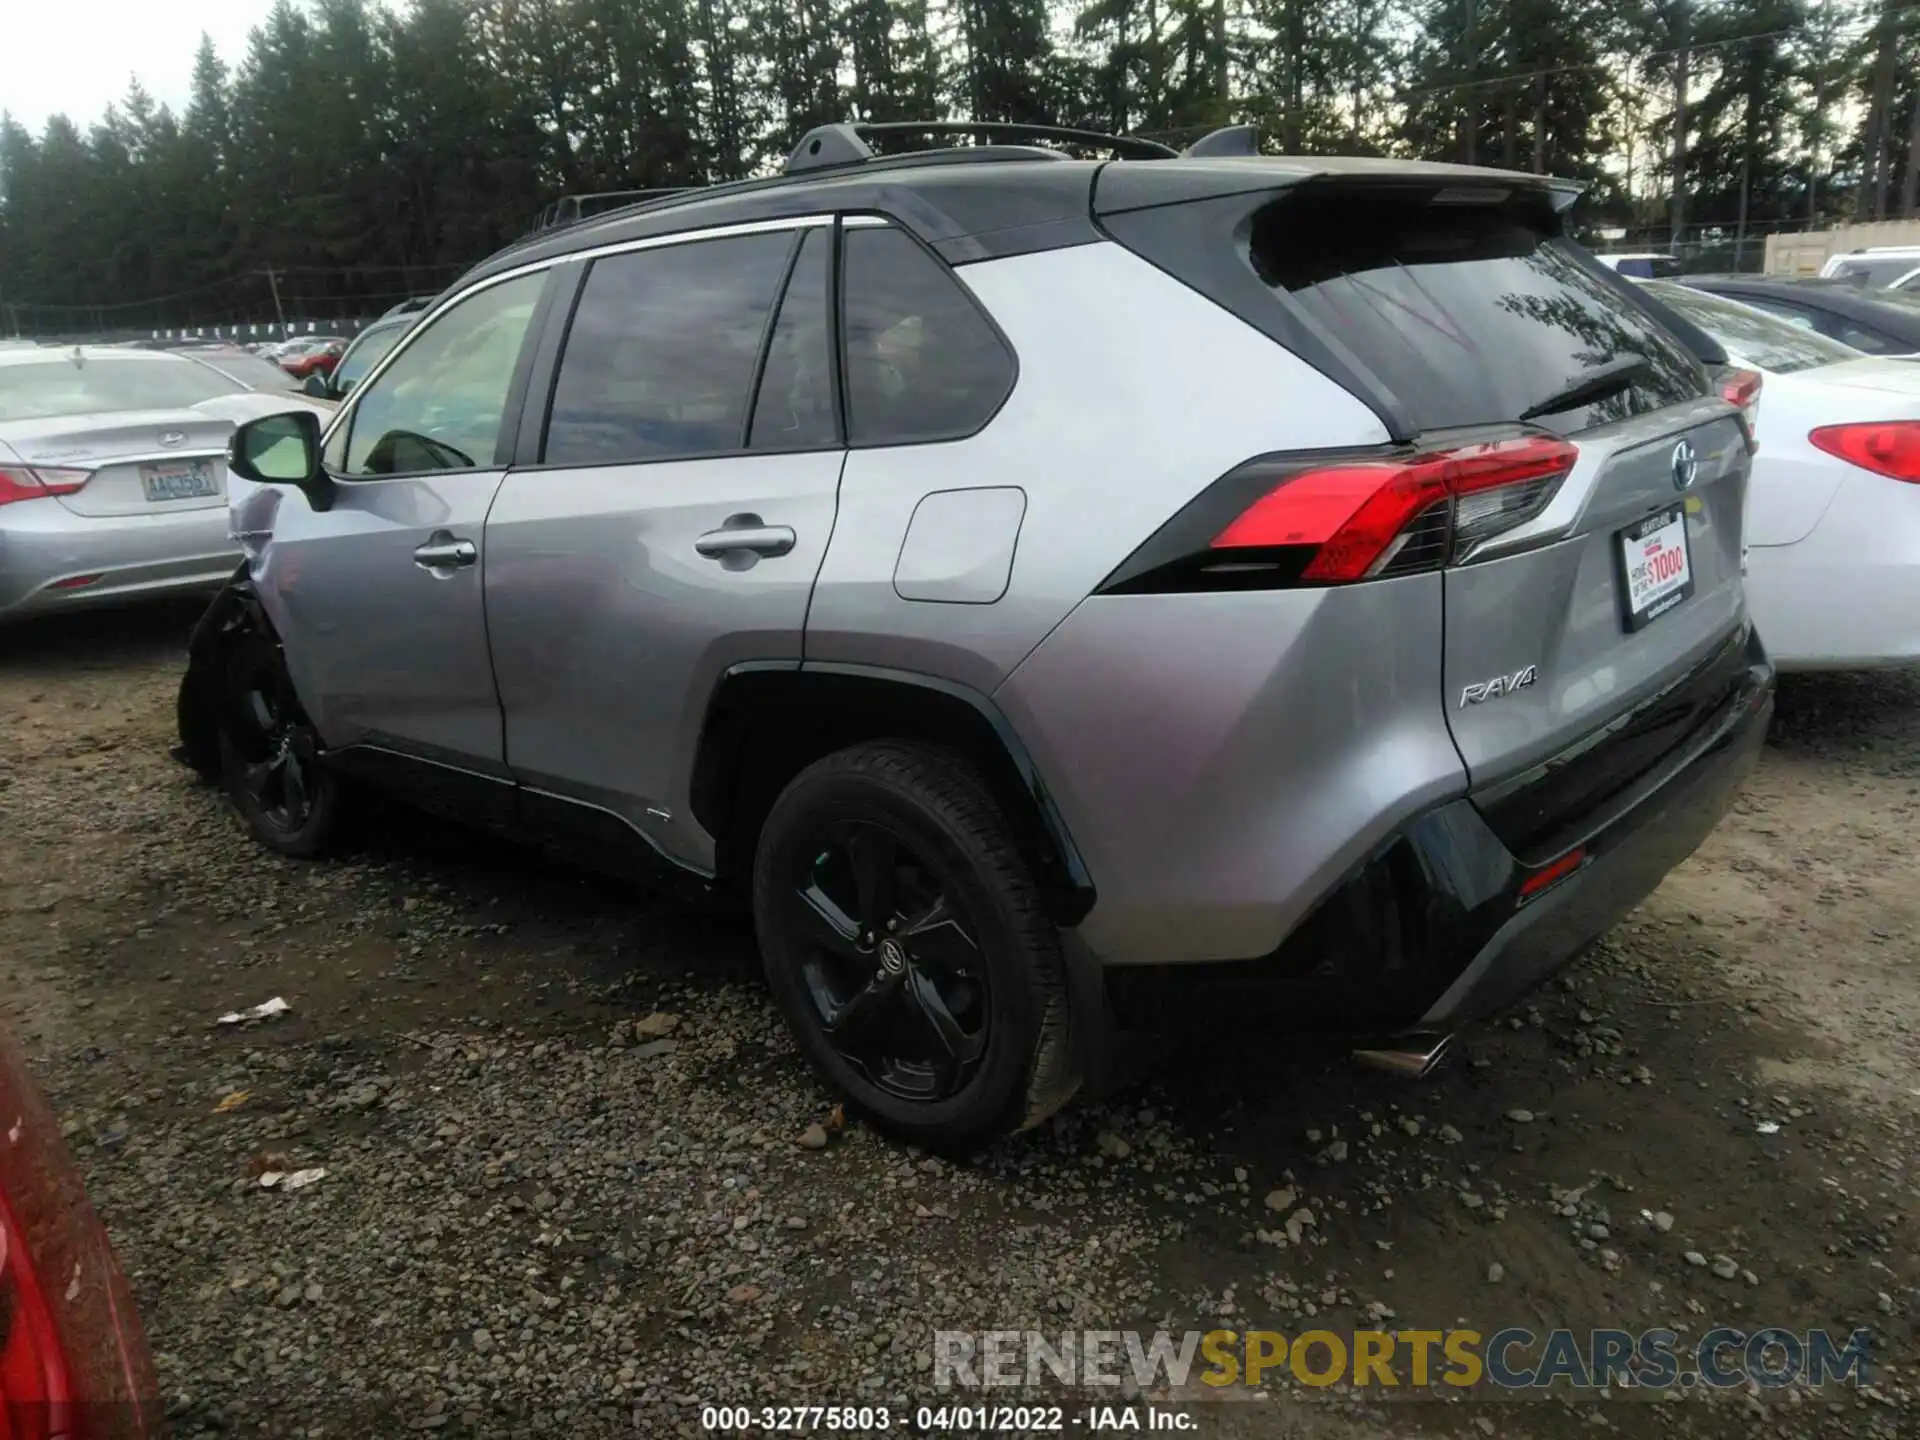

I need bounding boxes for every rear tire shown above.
[217,632,345,859]
[752,741,1076,1152]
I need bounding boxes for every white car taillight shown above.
[1721,369,1762,453]
[0,466,89,508]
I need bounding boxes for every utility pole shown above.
[1670,0,1689,248]
[262,267,287,340]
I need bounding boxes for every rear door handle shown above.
[413,536,477,570]
[694,515,796,559]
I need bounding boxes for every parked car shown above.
[177,123,1773,1149]
[1640,280,1920,671]
[1594,251,1683,279]
[1817,245,1920,287]
[0,347,331,621]
[322,314,415,400]
[0,1019,160,1437]
[1683,274,1920,355]
[176,343,341,402]
[276,338,346,379]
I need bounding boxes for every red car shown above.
[276,338,346,380]
[0,1024,158,1439]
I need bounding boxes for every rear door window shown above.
[749,229,837,451]
[544,231,794,466]
[841,225,1015,446]
[1250,190,1704,433]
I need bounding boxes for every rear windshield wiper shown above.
[1518,355,1651,421]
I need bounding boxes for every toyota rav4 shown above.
[177,122,1775,1149]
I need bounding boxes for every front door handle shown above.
[694,514,796,560]
[413,535,477,570]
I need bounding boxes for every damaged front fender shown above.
[174,563,272,781]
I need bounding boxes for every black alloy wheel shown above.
[785,817,992,1102]
[218,633,343,858]
[752,741,1075,1151]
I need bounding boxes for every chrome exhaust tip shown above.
[1352,1032,1454,1079]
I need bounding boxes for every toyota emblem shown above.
[1670,438,1698,491]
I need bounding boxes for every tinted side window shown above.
[1735,296,1819,331]
[749,229,837,451]
[341,272,546,476]
[842,227,1014,446]
[544,231,793,466]
[1832,321,1901,354]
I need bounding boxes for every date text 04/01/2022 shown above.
[699,1404,1198,1431]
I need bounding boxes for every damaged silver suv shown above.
[178,122,1774,1149]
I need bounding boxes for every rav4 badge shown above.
[1460,664,1539,708]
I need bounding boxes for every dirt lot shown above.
[0,602,1914,1440]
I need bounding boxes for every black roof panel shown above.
[461,150,1588,291]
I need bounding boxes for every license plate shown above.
[1618,505,1693,630]
[140,460,218,502]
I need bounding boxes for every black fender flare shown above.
[174,562,270,780]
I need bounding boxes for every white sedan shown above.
[1643,279,1920,671]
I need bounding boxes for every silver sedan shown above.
[0,347,332,621]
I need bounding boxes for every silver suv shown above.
[178,123,1775,1149]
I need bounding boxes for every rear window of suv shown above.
[1250,189,1705,433]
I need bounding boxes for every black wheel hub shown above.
[785,818,990,1102]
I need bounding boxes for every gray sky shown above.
[7,0,277,135]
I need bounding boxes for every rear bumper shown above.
[1746,472,1920,671]
[1418,632,1771,1026]
[0,496,236,620]
[1106,625,1774,1033]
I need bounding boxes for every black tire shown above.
[216,632,345,859]
[752,741,1076,1151]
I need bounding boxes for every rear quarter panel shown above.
[802,240,1392,692]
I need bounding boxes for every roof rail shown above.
[526,188,696,236]
[785,121,1178,174]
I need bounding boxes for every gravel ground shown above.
[0,601,1914,1440]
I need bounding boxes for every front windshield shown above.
[1640,280,1861,374]
[0,355,236,421]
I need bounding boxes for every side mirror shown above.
[300,372,328,398]
[229,411,335,512]
[334,373,358,399]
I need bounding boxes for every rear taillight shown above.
[1721,368,1762,453]
[0,468,88,508]
[1809,421,1920,482]
[1212,435,1577,583]
[0,1186,74,1440]
[1100,433,1579,594]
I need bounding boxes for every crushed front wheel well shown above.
[175,565,270,780]
[690,664,1095,924]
